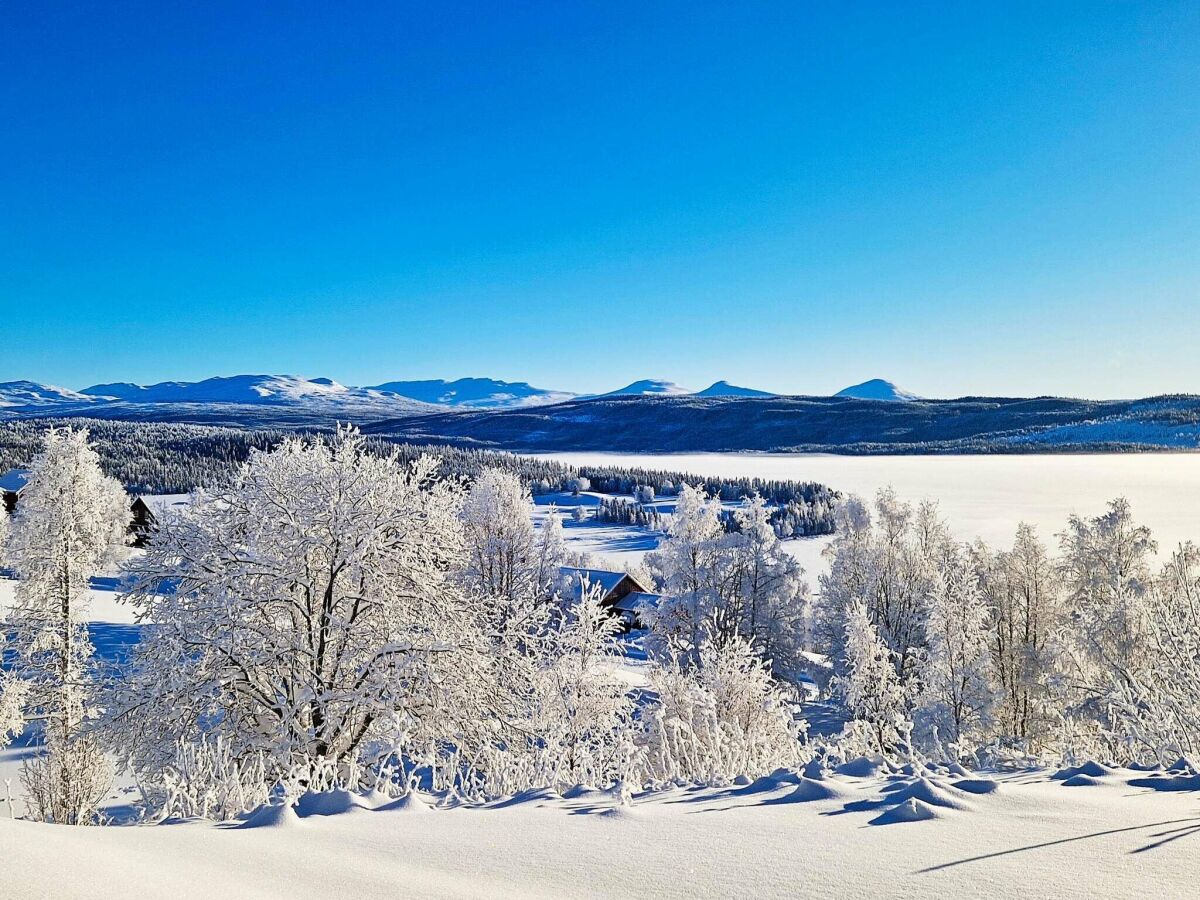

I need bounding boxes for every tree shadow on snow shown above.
[915,817,1200,873]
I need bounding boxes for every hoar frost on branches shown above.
[644,485,809,689]
[3,427,129,824]
[639,635,805,785]
[107,427,513,799]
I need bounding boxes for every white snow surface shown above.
[537,452,1200,580]
[0,381,102,408]
[834,378,921,401]
[2,767,1200,898]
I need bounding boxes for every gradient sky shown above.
[2,1,1198,399]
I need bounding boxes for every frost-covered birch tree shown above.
[1108,544,1200,762]
[4,427,129,823]
[917,543,995,751]
[840,602,911,755]
[644,483,727,662]
[107,428,511,797]
[974,524,1063,750]
[728,495,809,683]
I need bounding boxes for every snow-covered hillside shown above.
[80,374,435,413]
[694,380,775,398]
[834,378,920,401]
[601,379,693,397]
[0,381,103,408]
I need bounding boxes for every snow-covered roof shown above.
[137,494,192,517]
[0,469,31,494]
[558,567,648,598]
[612,591,660,612]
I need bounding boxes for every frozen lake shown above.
[537,452,1200,577]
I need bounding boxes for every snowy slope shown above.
[834,379,921,402]
[600,379,692,397]
[0,381,106,408]
[73,375,440,421]
[694,380,775,398]
[368,377,575,409]
[2,767,1198,899]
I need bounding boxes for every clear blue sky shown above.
[2,1,1197,398]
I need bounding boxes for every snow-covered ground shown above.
[8,459,1200,897]
[4,762,1200,898]
[537,452,1200,578]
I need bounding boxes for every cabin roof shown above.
[0,469,31,494]
[558,566,650,598]
[612,591,661,612]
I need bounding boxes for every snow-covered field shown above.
[538,452,1200,578]
[4,762,1200,899]
[8,454,1200,898]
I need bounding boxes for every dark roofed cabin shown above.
[2,469,159,547]
[0,469,31,513]
[129,497,157,548]
[558,566,660,631]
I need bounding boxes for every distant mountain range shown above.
[0,374,796,419]
[6,375,1198,453]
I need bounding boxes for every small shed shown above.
[558,566,660,630]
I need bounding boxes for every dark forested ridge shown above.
[363,393,1200,453]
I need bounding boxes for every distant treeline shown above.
[0,419,840,534]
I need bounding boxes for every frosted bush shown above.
[638,637,806,786]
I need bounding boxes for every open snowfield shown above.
[538,452,1200,577]
[4,763,1200,899]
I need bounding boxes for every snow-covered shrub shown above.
[21,735,113,826]
[450,586,637,799]
[638,637,805,786]
[155,736,271,821]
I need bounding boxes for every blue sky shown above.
[2,1,1197,398]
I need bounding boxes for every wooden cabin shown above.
[2,469,162,547]
[558,566,660,630]
[0,469,30,513]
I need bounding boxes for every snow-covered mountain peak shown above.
[834,379,921,402]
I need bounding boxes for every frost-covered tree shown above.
[728,495,809,683]
[4,428,129,824]
[840,602,912,754]
[917,543,995,751]
[106,428,509,797]
[1108,544,1200,762]
[644,483,728,662]
[639,636,803,784]
[647,489,809,689]
[817,489,939,686]
[1058,499,1157,733]
[974,524,1063,749]
[461,469,563,611]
